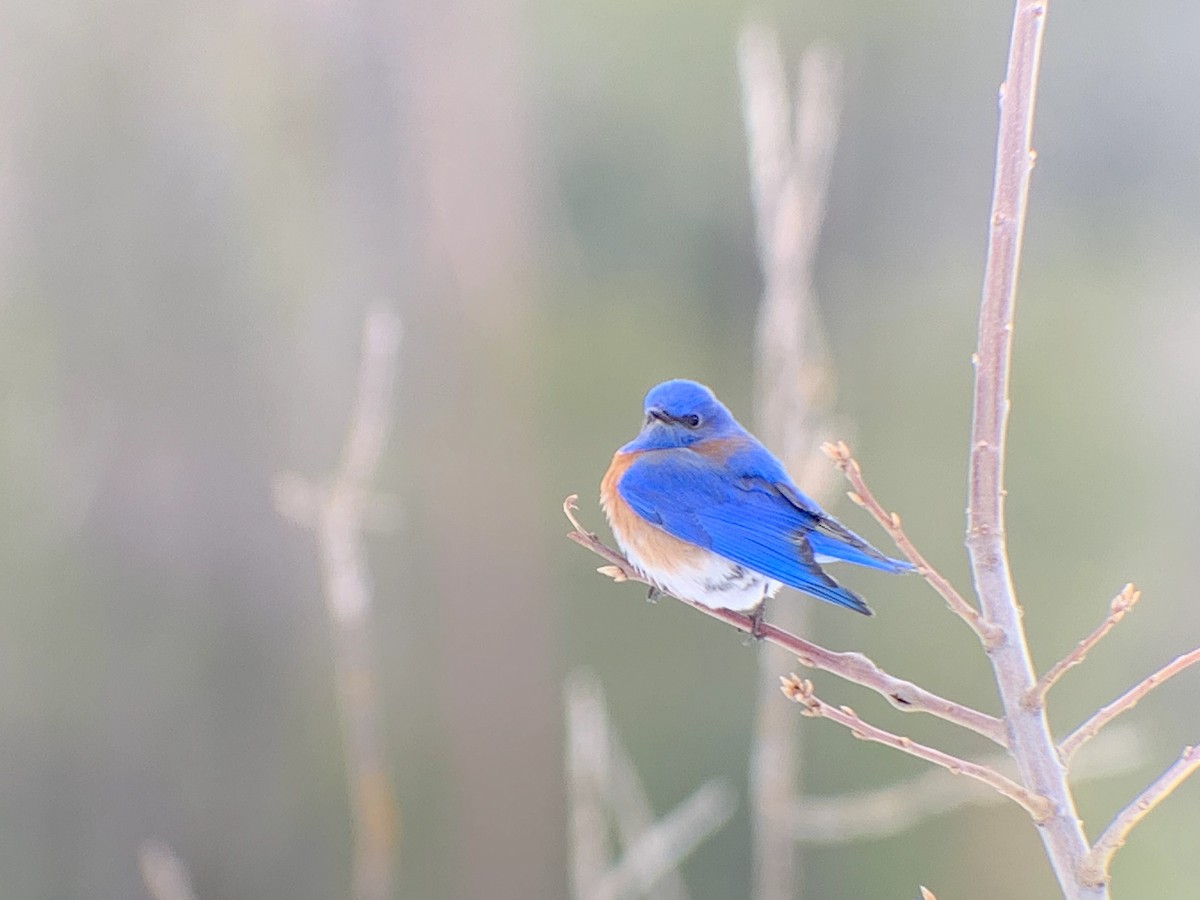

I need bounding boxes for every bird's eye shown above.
[682,414,701,428]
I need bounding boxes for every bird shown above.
[600,379,911,621]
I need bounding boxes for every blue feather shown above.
[616,447,908,615]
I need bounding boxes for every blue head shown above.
[622,379,745,452]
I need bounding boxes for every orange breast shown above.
[689,435,750,463]
[600,450,706,574]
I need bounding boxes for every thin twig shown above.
[739,24,844,900]
[823,441,999,645]
[565,497,1006,746]
[1030,584,1140,706]
[1060,646,1200,763]
[1079,745,1200,886]
[779,675,1052,820]
[790,725,1146,844]
[963,2,1100,897]
[275,305,402,900]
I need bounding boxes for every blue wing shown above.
[616,447,910,614]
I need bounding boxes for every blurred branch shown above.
[607,737,732,899]
[566,673,613,899]
[823,441,999,645]
[1030,584,1140,705]
[741,28,841,488]
[565,670,735,900]
[593,781,737,900]
[779,675,1052,820]
[1079,744,1200,886]
[274,304,402,900]
[138,841,197,900]
[790,725,1147,844]
[1060,646,1200,763]
[738,23,843,900]
[565,498,1005,746]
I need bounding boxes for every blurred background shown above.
[2,0,1199,898]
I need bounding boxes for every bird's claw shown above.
[748,607,768,643]
[742,603,769,644]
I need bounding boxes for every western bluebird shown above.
[601,379,911,617]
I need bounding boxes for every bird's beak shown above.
[646,407,672,424]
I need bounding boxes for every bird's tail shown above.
[796,575,874,616]
[808,531,914,575]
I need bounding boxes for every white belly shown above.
[617,538,781,612]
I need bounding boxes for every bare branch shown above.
[275,305,402,900]
[1060,646,1200,762]
[791,725,1146,844]
[592,781,737,900]
[822,441,999,644]
[1079,745,1200,886]
[566,498,1005,745]
[780,675,1052,820]
[338,305,404,498]
[1030,584,1140,705]
[959,2,1104,896]
[566,669,732,900]
[564,496,641,583]
[565,674,615,899]
[604,695,703,900]
[739,24,844,900]
[742,30,841,482]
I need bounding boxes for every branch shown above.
[1060,646,1200,762]
[1030,584,1140,705]
[565,497,1006,746]
[822,441,999,645]
[1079,745,1200,886]
[779,675,1052,821]
[591,781,737,900]
[743,31,841,490]
[565,673,616,899]
[790,725,1146,844]
[739,24,844,900]
[963,2,1101,896]
[275,305,402,900]
[566,669,732,900]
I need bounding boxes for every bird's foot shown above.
[742,603,769,644]
[646,586,663,604]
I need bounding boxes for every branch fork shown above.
[564,497,1013,766]
[566,0,1200,891]
[1028,584,1140,709]
[821,440,1001,647]
[1079,744,1200,886]
[780,675,1051,821]
[566,445,1200,894]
